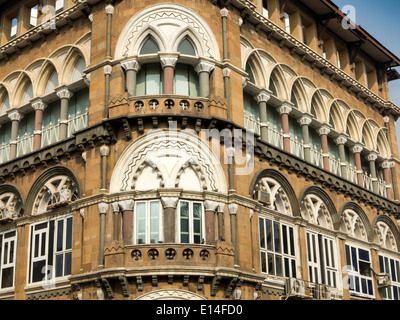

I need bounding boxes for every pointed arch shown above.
[372,215,400,251]
[60,47,87,85]
[268,64,290,100]
[244,51,266,87]
[0,184,25,218]
[176,37,197,56]
[328,99,350,132]
[339,202,374,242]
[139,34,162,55]
[11,72,34,107]
[290,77,309,111]
[361,120,380,151]
[376,129,390,158]
[35,60,60,96]
[345,110,365,142]
[0,85,10,115]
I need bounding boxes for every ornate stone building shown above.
[0,0,399,300]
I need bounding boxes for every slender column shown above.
[99,145,110,192]
[383,115,398,200]
[103,65,112,119]
[98,202,109,268]
[105,4,114,59]
[217,203,225,241]
[367,152,379,194]
[226,146,235,192]
[111,202,121,241]
[352,144,364,187]
[382,160,394,200]
[160,197,179,243]
[335,135,348,178]
[31,99,47,151]
[204,200,219,245]
[8,110,22,160]
[222,68,231,120]
[56,86,73,140]
[118,200,135,245]
[278,102,293,153]
[220,8,229,61]
[228,203,238,265]
[298,114,313,162]
[195,61,215,98]
[121,59,141,96]
[160,55,178,95]
[318,124,331,171]
[255,91,271,143]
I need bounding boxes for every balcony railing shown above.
[0,143,10,164]
[67,108,88,136]
[16,133,34,157]
[245,115,387,198]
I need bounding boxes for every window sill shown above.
[24,278,71,299]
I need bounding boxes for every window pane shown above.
[41,232,46,256]
[180,202,189,217]
[175,64,189,96]
[136,68,146,95]
[273,222,281,253]
[193,203,202,218]
[259,218,265,249]
[140,38,160,54]
[282,225,288,254]
[1,267,13,289]
[136,202,146,244]
[9,240,14,264]
[358,248,370,262]
[66,217,73,250]
[275,255,283,277]
[268,253,274,275]
[32,260,46,283]
[146,63,161,95]
[3,242,8,264]
[289,227,295,256]
[266,219,273,251]
[351,247,358,272]
[188,67,199,96]
[57,220,64,252]
[150,202,160,244]
[65,252,72,276]
[55,254,63,277]
[261,252,266,273]
[178,38,196,55]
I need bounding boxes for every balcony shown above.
[245,114,387,198]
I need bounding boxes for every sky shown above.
[332,0,400,154]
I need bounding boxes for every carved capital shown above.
[298,114,313,126]
[99,145,110,157]
[103,65,113,75]
[351,144,364,154]
[56,87,73,100]
[317,124,331,136]
[195,61,215,74]
[278,102,293,115]
[31,98,47,111]
[220,8,229,18]
[121,59,141,72]
[118,200,134,212]
[217,203,225,213]
[8,110,22,121]
[335,135,348,145]
[159,54,178,68]
[255,91,271,104]
[228,203,238,215]
[204,200,220,212]
[366,152,378,162]
[105,4,114,15]
[98,202,109,215]
[222,68,231,78]
[160,197,179,209]
[111,202,120,213]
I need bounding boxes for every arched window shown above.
[140,37,160,54]
[45,70,59,95]
[177,38,196,56]
[21,82,33,105]
[67,87,89,136]
[71,57,86,83]
[0,89,10,115]
[174,63,198,96]
[16,111,35,157]
[243,92,260,134]
[41,100,61,147]
[0,123,11,163]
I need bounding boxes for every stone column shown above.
[121,59,141,96]
[118,200,135,245]
[278,102,293,153]
[222,68,231,120]
[8,110,22,160]
[99,145,110,192]
[160,54,178,95]
[31,99,46,151]
[56,86,73,140]
[105,4,114,59]
[160,197,179,243]
[195,61,215,98]
[298,114,313,162]
[318,124,331,171]
[220,8,229,61]
[204,200,219,245]
[217,203,225,241]
[103,65,112,119]
[335,135,348,179]
[255,91,271,143]
[367,152,379,194]
[98,202,109,268]
[382,160,394,200]
[352,144,364,187]
[228,203,238,265]
[111,202,121,242]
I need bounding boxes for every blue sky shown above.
[333,0,400,153]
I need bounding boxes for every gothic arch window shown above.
[0,88,10,115]
[375,221,397,251]
[178,37,196,56]
[300,194,333,229]
[340,209,368,241]
[256,177,292,215]
[0,191,23,220]
[45,69,59,95]
[140,36,160,55]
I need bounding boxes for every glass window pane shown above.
[358,248,370,262]
[291,259,297,278]
[136,202,146,244]
[282,225,288,254]
[66,217,73,250]
[136,67,146,95]
[55,254,63,277]
[273,222,281,253]
[351,247,358,272]
[1,267,13,288]
[65,252,72,276]
[32,260,46,283]
[261,252,266,273]
[178,38,196,55]
[259,218,265,249]
[268,253,274,275]
[150,201,160,244]
[175,64,189,96]
[57,220,64,252]
[188,67,199,97]
[146,63,161,95]
[266,219,273,251]
[289,227,295,256]
[275,255,283,277]
[140,38,160,54]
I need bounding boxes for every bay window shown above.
[134,200,162,244]
[136,63,163,96]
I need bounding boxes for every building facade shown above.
[0,0,399,300]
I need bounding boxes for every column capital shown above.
[381,160,395,169]
[98,202,109,215]
[217,203,225,213]
[111,202,120,213]
[383,115,390,124]
[194,61,215,74]
[121,59,140,72]
[103,65,113,75]
[351,144,364,154]
[159,54,179,69]
[160,197,179,209]
[298,114,313,126]
[222,68,231,78]
[7,110,22,121]
[118,200,134,212]
[105,4,114,15]
[56,87,73,100]
[204,200,220,212]
[317,124,331,136]
[278,102,293,115]
[99,145,110,157]
[366,152,379,162]
[220,8,229,18]
[31,98,47,111]
[335,134,348,146]
[228,203,238,215]
[255,91,271,104]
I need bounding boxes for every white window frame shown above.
[379,253,400,300]
[0,229,17,290]
[134,200,162,245]
[258,214,297,278]
[27,214,73,285]
[345,243,374,298]
[306,231,338,288]
[177,200,205,244]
